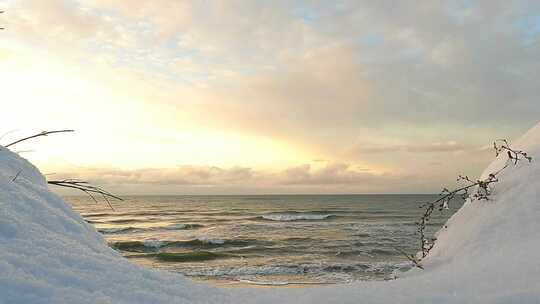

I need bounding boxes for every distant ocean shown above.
[67,195,462,285]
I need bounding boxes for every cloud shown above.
[184,43,373,145]
[6,0,540,130]
[4,0,114,53]
[4,1,540,194]
[58,165,255,186]
[54,162,412,194]
[278,163,402,186]
[349,141,473,154]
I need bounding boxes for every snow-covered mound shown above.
[0,147,231,304]
[1,122,539,303]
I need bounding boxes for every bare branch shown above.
[12,169,22,182]
[47,179,122,211]
[394,247,424,270]
[493,139,532,163]
[413,139,532,263]
[14,150,35,154]
[5,130,74,148]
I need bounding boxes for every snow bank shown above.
[1,122,539,303]
[0,147,231,304]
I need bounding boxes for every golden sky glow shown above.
[0,48,309,166]
[1,1,539,194]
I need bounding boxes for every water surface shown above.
[67,195,462,285]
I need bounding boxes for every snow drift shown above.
[0,147,231,303]
[1,122,540,303]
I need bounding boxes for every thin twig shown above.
[412,139,532,262]
[5,130,74,148]
[12,169,22,182]
[47,179,122,210]
[394,247,424,270]
[15,150,35,154]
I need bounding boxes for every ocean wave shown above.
[156,251,230,262]
[91,217,166,224]
[97,227,139,234]
[181,262,404,279]
[258,212,336,222]
[110,240,153,252]
[162,223,204,230]
[237,279,332,286]
[97,223,203,235]
[82,210,199,218]
[281,237,314,242]
[124,251,234,262]
[110,237,265,253]
[82,212,110,218]
[353,233,371,237]
[368,248,397,256]
[184,265,302,277]
[105,218,149,224]
[222,245,292,256]
[333,250,364,258]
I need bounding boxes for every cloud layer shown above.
[55,162,418,195]
[2,0,539,193]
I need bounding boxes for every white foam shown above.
[261,213,334,221]
[197,236,225,245]
[143,239,166,248]
[163,223,187,230]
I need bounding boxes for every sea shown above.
[66,195,463,285]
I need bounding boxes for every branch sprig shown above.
[4,130,74,148]
[47,179,123,211]
[399,139,532,269]
[494,139,532,164]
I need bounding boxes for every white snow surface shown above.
[1,122,540,303]
[0,147,231,304]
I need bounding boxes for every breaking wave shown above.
[97,223,203,235]
[98,227,140,234]
[258,211,336,222]
[110,237,267,253]
[156,251,230,262]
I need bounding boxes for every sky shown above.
[1,0,539,195]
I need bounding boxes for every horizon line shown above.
[60,193,442,197]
